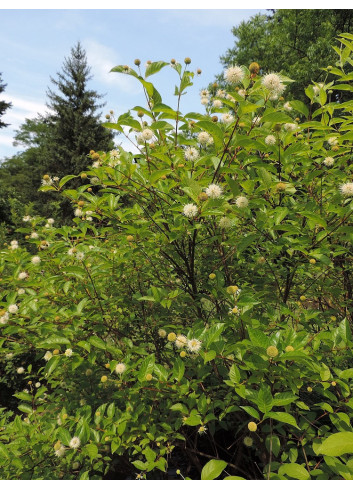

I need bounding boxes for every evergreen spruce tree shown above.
[45,42,114,177]
[0,73,12,129]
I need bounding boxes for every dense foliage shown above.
[1,34,353,480]
[217,9,353,102]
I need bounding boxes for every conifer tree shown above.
[0,73,12,129]
[45,42,114,177]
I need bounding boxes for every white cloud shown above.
[0,134,15,148]
[84,39,142,94]
[1,94,48,127]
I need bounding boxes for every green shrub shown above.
[1,34,353,480]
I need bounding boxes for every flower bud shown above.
[184,57,191,65]
[249,62,260,74]
[134,59,141,66]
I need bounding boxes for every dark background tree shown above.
[45,41,114,178]
[0,42,115,232]
[0,72,12,128]
[216,9,353,101]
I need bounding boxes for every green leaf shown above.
[267,412,299,429]
[18,403,32,414]
[201,459,227,480]
[75,419,90,445]
[44,355,60,376]
[38,336,71,347]
[145,61,169,78]
[319,432,353,456]
[204,350,217,363]
[257,385,273,414]
[57,427,72,446]
[229,364,240,384]
[89,336,106,350]
[85,443,98,461]
[278,463,310,480]
[0,442,10,459]
[111,438,121,454]
[59,174,77,188]
[138,354,155,382]
[183,414,202,426]
[261,112,293,124]
[289,100,309,118]
[240,406,260,419]
[248,329,270,348]
[172,357,185,382]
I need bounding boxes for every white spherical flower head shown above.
[0,312,9,325]
[238,89,246,98]
[183,203,198,219]
[90,177,99,185]
[212,99,222,108]
[69,437,81,449]
[55,446,66,458]
[175,335,187,348]
[158,328,167,338]
[31,256,41,265]
[115,363,126,374]
[197,132,211,145]
[200,89,209,98]
[184,147,200,162]
[265,135,276,146]
[205,184,223,199]
[136,133,145,145]
[65,349,73,357]
[283,102,292,111]
[262,73,282,91]
[236,196,249,208]
[8,304,18,314]
[18,272,28,280]
[216,89,226,98]
[17,367,25,374]
[23,215,32,222]
[225,65,244,84]
[67,248,76,256]
[323,157,334,167]
[219,217,232,229]
[284,123,298,132]
[11,240,18,246]
[44,351,53,362]
[5,353,13,359]
[328,137,338,146]
[76,252,85,261]
[200,97,209,106]
[252,116,261,126]
[74,208,83,217]
[187,338,202,354]
[340,182,353,197]
[142,128,154,141]
[110,149,120,158]
[18,288,26,295]
[35,382,41,388]
[47,218,54,225]
[30,232,39,239]
[222,113,235,124]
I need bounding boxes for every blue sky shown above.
[0,9,266,160]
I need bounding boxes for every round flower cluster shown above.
[252,116,261,126]
[262,73,285,99]
[31,256,41,265]
[283,102,292,111]
[65,349,73,357]
[75,208,83,217]
[8,304,18,314]
[184,147,200,161]
[183,203,198,218]
[224,65,244,84]
[0,311,9,325]
[284,123,298,132]
[328,137,338,146]
[265,135,276,146]
[197,131,212,145]
[10,240,18,250]
[323,156,334,167]
[18,272,28,280]
[200,89,210,106]
[158,328,167,338]
[238,89,246,98]
[187,338,202,353]
[212,99,222,109]
[219,217,232,229]
[69,437,81,449]
[175,335,187,349]
[142,128,154,141]
[115,363,126,374]
[30,232,39,239]
[216,89,226,98]
[23,215,32,222]
[44,351,53,361]
[222,113,235,124]
[47,218,54,225]
[235,196,249,208]
[205,184,222,199]
[340,182,353,197]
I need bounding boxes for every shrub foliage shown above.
[1,35,353,480]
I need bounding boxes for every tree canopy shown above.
[0,72,12,129]
[217,9,353,101]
